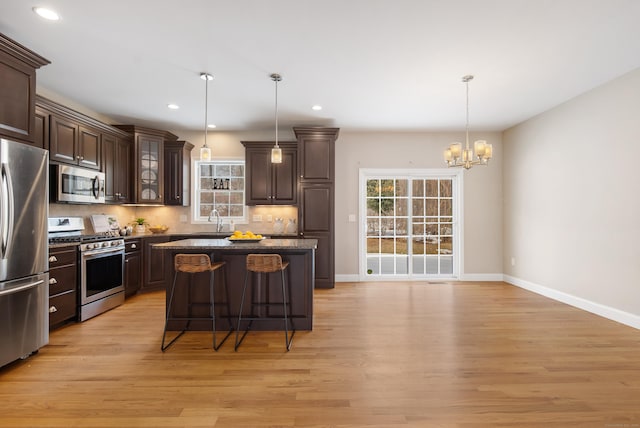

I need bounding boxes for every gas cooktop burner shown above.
[48,233,120,244]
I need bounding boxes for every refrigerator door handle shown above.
[0,279,45,297]
[0,162,15,259]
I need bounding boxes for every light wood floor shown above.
[1,281,640,427]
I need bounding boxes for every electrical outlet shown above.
[348,214,356,222]
[267,215,273,222]
[179,214,187,223]
[253,214,262,222]
[511,257,516,266]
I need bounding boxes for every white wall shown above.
[335,131,503,279]
[503,67,640,321]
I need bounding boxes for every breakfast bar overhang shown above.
[153,238,317,331]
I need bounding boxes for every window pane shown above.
[412,199,424,216]
[367,218,380,236]
[440,199,452,216]
[396,180,408,197]
[380,179,394,197]
[395,218,408,236]
[426,199,438,216]
[396,197,408,216]
[367,238,380,253]
[426,180,438,197]
[367,180,380,197]
[440,180,452,197]
[412,179,424,197]
[380,198,394,216]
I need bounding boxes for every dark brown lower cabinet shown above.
[124,239,142,297]
[142,235,170,291]
[48,245,78,329]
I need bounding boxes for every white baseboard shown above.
[335,273,503,283]
[504,274,640,330]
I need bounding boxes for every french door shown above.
[359,169,462,279]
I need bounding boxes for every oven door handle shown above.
[83,247,124,257]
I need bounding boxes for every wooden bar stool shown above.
[161,253,233,351]
[235,253,295,351]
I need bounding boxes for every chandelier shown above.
[270,73,283,163]
[200,72,213,161]
[443,75,492,169]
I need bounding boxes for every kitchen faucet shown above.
[208,209,223,232]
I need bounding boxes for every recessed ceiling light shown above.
[167,104,180,110]
[312,105,323,111]
[33,7,60,21]
[207,124,216,129]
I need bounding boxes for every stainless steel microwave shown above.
[52,164,105,204]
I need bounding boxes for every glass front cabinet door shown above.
[137,134,163,204]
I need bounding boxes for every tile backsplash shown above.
[49,203,298,235]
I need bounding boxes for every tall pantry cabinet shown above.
[294,127,339,289]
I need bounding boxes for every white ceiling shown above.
[2,0,640,133]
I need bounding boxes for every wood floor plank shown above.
[1,281,639,427]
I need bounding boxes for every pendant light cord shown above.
[465,76,470,150]
[204,75,209,148]
[274,76,279,148]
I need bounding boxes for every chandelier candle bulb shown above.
[474,140,486,158]
[484,144,493,159]
[451,143,462,159]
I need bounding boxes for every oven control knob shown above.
[85,244,93,250]
[102,242,109,248]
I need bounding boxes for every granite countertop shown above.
[152,238,318,250]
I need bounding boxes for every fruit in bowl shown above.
[148,225,169,234]
[229,230,263,240]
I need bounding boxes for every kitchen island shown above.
[152,238,317,331]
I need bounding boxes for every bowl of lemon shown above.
[148,225,169,234]
[228,230,264,242]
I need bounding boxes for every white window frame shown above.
[358,168,464,281]
[191,159,246,224]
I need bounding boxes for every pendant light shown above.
[270,73,283,163]
[200,72,213,161]
[443,75,492,169]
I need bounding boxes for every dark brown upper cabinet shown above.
[294,127,339,182]
[102,133,132,203]
[0,33,49,146]
[115,125,178,205]
[49,115,101,170]
[242,141,297,205]
[164,140,194,206]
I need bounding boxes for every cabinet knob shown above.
[131,244,137,249]
[80,156,84,160]
[49,278,58,284]
[176,195,180,199]
[49,256,58,263]
[49,306,58,313]
[125,259,129,263]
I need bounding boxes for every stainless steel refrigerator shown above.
[0,138,49,368]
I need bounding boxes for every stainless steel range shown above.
[49,217,125,321]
